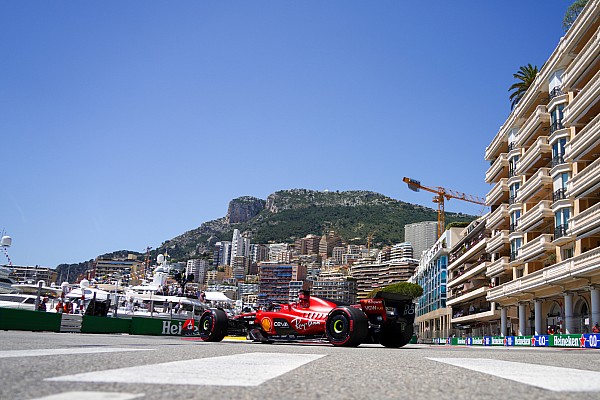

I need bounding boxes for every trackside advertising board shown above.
[440,334,600,348]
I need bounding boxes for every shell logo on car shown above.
[261,317,272,332]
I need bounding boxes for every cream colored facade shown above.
[485,0,600,336]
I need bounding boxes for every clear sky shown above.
[1,1,573,268]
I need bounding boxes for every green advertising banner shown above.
[130,317,198,336]
[0,308,61,332]
[81,315,132,334]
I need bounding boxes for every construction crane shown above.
[402,177,487,238]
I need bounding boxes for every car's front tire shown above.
[199,308,228,342]
[325,306,368,347]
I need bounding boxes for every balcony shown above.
[447,286,488,307]
[451,309,498,324]
[571,247,600,278]
[547,86,564,103]
[566,112,600,162]
[486,256,511,278]
[486,230,510,253]
[515,105,550,148]
[519,200,553,232]
[564,67,600,126]
[569,202,600,239]
[487,204,509,231]
[561,25,600,91]
[553,224,573,245]
[448,235,489,272]
[486,178,509,206]
[518,168,552,203]
[551,154,566,168]
[568,156,600,198]
[487,260,570,301]
[448,259,490,289]
[486,153,509,183]
[519,234,555,263]
[515,136,550,175]
[552,188,567,202]
[486,128,509,162]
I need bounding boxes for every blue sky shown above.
[1,1,573,267]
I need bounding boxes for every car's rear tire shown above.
[325,306,368,347]
[380,321,414,348]
[199,308,228,342]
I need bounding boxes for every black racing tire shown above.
[380,321,414,348]
[199,308,228,342]
[325,306,369,347]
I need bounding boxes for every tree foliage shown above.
[367,282,424,299]
[508,64,539,110]
[563,0,589,32]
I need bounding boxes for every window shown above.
[515,268,524,278]
[509,155,519,176]
[510,238,522,260]
[510,210,521,231]
[509,182,520,203]
[555,208,570,227]
[550,104,565,132]
[562,247,574,260]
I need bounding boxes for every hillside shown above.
[55,189,477,280]
[155,189,476,261]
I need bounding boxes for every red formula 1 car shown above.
[198,290,416,348]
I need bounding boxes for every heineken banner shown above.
[440,334,599,348]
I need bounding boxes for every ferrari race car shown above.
[197,290,416,347]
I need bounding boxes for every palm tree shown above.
[508,64,539,110]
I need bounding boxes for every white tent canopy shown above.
[204,291,233,302]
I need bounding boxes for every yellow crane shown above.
[402,177,487,238]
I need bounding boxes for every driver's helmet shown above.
[298,290,310,308]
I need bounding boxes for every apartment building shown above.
[10,265,57,285]
[295,234,321,255]
[186,259,208,284]
[350,258,418,299]
[257,261,306,307]
[311,278,357,304]
[405,221,438,260]
[413,227,462,340]
[446,217,497,336]
[391,242,414,260]
[485,0,600,336]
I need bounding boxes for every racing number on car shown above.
[403,304,415,315]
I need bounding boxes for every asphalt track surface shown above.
[1,331,600,400]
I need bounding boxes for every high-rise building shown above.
[213,241,231,267]
[319,231,343,258]
[295,234,321,255]
[186,259,208,284]
[405,221,438,260]
[484,0,600,336]
[230,229,250,264]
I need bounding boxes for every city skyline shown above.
[1,1,572,267]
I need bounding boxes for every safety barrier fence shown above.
[432,334,600,349]
[2,309,597,348]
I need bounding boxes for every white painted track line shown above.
[30,392,144,400]
[428,358,600,392]
[31,392,144,400]
[0,347,154,358]
[47,352,326,387]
